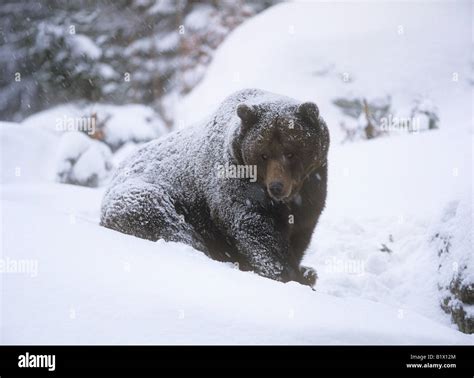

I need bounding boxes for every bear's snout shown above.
[265,159,293,200]
[269,181,284,198]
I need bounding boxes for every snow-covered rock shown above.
[56,132,113,188]
[434,193,473,333]
[22,103,167,151]
[4,102,166,188]
[93,104,167,151]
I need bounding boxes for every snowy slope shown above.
[0,182,471,345]
[178,0,473,330]
[178,1,472,140]
[1,124,472,344]
[0,122,59,183]
[1,1,473,344]
[305,131,472,324]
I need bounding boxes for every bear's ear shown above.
[237,104,258,129]
[297,102,319,126]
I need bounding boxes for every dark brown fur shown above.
[101,89,329,287]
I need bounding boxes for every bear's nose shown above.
[269,182,284,197]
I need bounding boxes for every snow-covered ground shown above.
[1,1,473,344]
[178,1,472,141]
[1,122,472,344]
[0,187,471,345]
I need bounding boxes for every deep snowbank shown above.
[1,181,471,344]
[304,131,472,325]
[21,103,166,151]
[178,0,473,333]
[1,124,472,344]
[178,1,471,141]
[1,0,472,344]
[0,122,58,183]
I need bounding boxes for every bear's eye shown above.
[261,154,268,160]
[286,153,294,159]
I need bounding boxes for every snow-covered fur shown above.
[100,89,329,287]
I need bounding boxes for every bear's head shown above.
[234,100,329,202]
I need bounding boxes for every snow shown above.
[1,120,472,344]
[184,4,215,31]
[71,34,101,60]
[94,104,167,151]
[21,104,83,133]
[178,1,471,140]
[111,142,142,167]
[21,103,167,151]
[0,122,58,183]
[436,191,473,309]
[124,38,153,57]
[97,63,117,80]
[148,0,176,16]
[56,132,113,187]
[155,32,180,53]
[8,102,166,187]
[3,183,464,346]
[1,1,473,344]
[304,131,472,323]
[176,0,473,333]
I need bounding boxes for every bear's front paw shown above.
[280,265,317,289]
[299,266,318,289]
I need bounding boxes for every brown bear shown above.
[100,89,329,288]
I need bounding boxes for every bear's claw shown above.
[299,266,318,289]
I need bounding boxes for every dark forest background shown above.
[0,0,277,125]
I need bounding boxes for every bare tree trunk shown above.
[363,98,376,139]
